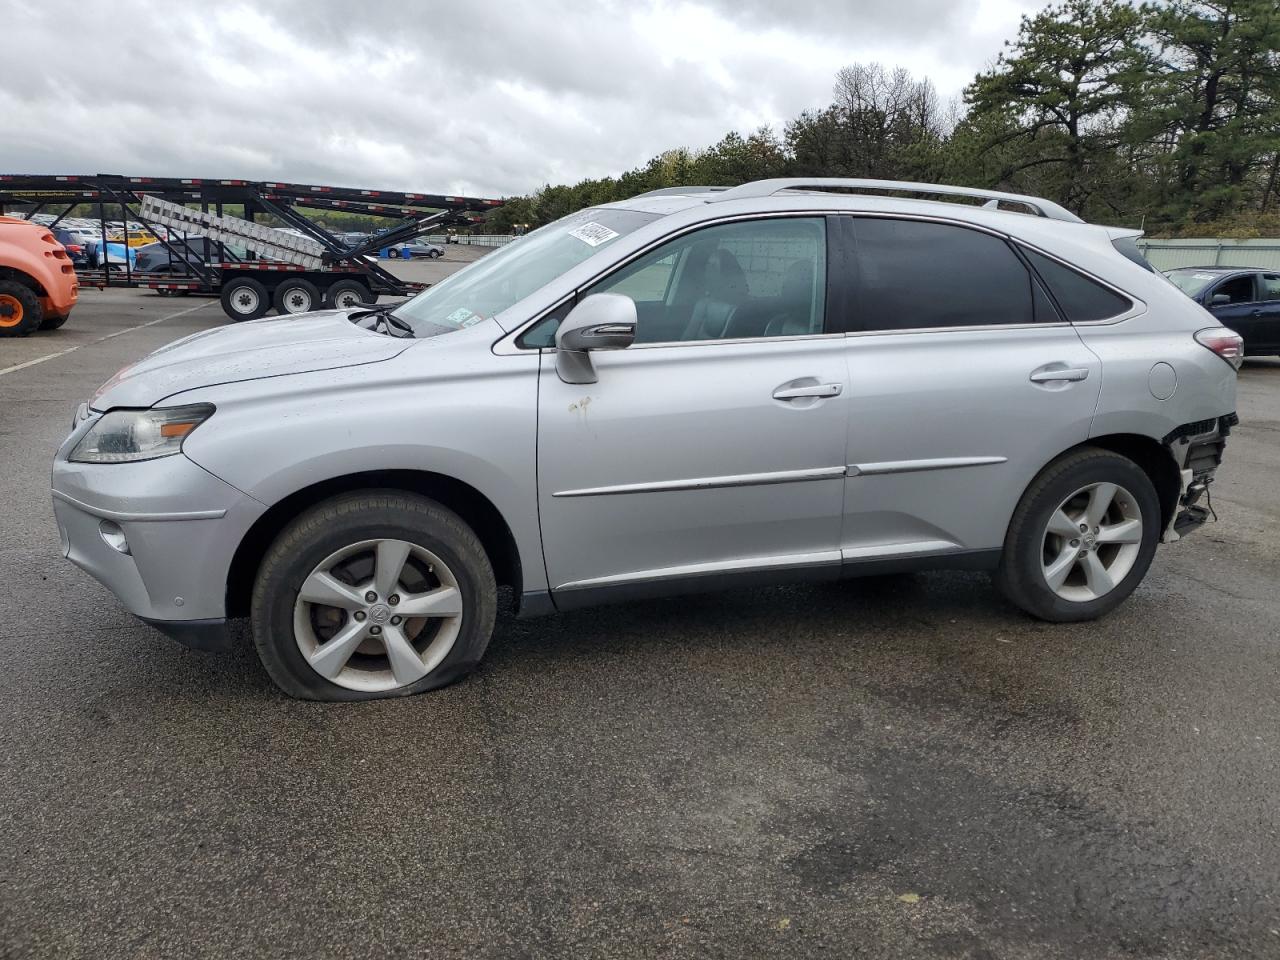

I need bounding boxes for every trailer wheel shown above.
[325,279,375,311]
[220,277,271,322]
[0,281,42,337]
[273,278,322,315]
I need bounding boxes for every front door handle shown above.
[1029,365,1090,383]
[773,382,843,401]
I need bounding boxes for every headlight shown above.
[69,404,214,463]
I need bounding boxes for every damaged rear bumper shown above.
[1161,413,1238,542]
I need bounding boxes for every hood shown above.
[92,309,412,409]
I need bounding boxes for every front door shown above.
[1206,274,1266,350]
[535,216,850,603]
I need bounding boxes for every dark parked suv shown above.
[50,227,90,267]
[1166,266,1280,356]
[134,237,247,274]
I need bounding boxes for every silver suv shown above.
[52,179,1242,701]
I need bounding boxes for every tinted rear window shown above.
[1023,249,1132,322]
[1111,237,1155,272]
[849,218,1036,331]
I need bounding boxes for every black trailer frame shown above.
[0,174,501,317]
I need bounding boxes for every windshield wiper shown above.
[349,302,415,338]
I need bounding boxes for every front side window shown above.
[1263,275,1280,301]
[1209,274,1257,305]
[846,218,1040,331]
[592,217,828,344]
[520,216,829,348]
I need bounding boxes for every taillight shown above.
[1195,327,1244,370]
[66,244,83,254]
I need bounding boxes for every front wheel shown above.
[251,492,497,700]
[995,448,1160,622]
[0,281,43,336]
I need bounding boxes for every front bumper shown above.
[52,435,265,650]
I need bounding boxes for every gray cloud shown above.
[0,0,1043,198]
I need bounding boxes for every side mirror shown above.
[1211,293,1231,306]
[555,293,637,384]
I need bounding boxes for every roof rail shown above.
[631,185,730,198]
[709,178,1084,224]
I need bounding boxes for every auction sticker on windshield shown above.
[569,222,620,247]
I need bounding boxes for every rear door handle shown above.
[1029,365,1090,383]
[773,382,843,400]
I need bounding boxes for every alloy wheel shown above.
[1040,481,1144,602]
[293,538,464,692]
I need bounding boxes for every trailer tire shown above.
[325,279,375,311]
[0,281,42,337]
[273,278,322,316]
[221,277,271,322]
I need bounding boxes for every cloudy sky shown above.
[2,0,1044,200]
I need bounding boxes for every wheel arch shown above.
[0,264,47,297]
[225,469,523,618]
[1036,433,1180,535]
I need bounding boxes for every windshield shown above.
[392,207,659,337]
[1165,270,1221,297]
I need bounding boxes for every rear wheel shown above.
[251,491,497,701]
[387,248,400,259]
[39,312,69,331]
[273,278,321,315]
[996,448,1160,622]
[325,279,374,310]
[220,276,270,321]
[0,282,42,337]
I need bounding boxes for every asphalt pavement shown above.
[1,284,1278,959]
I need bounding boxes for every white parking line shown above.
[0,300,212,378]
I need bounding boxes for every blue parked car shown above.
[1165,266,1280,357]
[83,238,136,270]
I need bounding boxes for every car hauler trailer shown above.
[0,174,502,321]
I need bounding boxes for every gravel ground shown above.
[1,287,1278,959]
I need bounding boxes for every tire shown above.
[387,248,400,259]
[429,249,442,259]
[324,279,374,310]
[995,447,1160,622]
[250,491,498,701]
[39,312,69,331]
[272,278,321,316]
[220,276,271,321]
[0,281,42,337]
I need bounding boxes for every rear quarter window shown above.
[1022,248,1133,323]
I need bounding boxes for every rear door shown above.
[834,216,1107,563]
